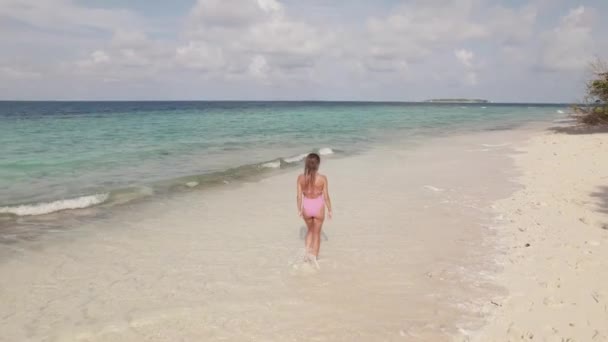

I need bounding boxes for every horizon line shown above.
[0,99,575,105]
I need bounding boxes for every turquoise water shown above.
[0,101,565,216]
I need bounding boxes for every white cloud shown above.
[0,0,155,84]
[1,0,606,101]
[91,51,110,64]
[0,0,140,33]
[353,0,487,75]
[175,42,225,72]
[62,0,332,84]
[73,36,173,82]
[361,58,409,74]
[465,72,478,86]
[455,49,474,68]
[110,30,150,50]
[257,0,282,13]
[0,65,41,80]
[454,49,478,85]
[486,4,538,45]
[187,0,277,28]
[248,55,270,79]
[539,6,595,72]
[179,0,333,81]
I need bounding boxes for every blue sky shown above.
[0,0,606,102]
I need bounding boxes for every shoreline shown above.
[4,119,602,341]
[0,148,342,241]
[0,101,564,229]
[0,123,540,341]
[0,147,337,217]
[0,116,552,241]
[471,125,608,341]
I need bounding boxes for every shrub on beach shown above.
[574,58,608,125]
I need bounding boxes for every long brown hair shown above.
[303,153,320,192]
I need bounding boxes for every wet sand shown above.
[1,127,538,341]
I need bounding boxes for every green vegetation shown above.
[574,58,608,125]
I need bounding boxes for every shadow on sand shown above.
[548,125,608,135]
[591,186,608,215]
[590,186,608,229]
[299,226,328,241]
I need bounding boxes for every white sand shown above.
[473,128,608,341]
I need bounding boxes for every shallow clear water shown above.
[0,101,565,215]
[0,125,539,341]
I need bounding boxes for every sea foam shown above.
[283,154,308,163]
[0,193,109,216]
[319,147,334,155]
[261,161,281,169]
[481,143,510,148]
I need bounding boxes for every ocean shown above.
[0,101,565,219]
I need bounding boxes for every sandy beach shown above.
[473,126,608,341]
[0,126,530,341]
[1,122,607,341]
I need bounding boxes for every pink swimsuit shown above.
[302,195,325,218]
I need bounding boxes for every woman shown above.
[297,153,332,263]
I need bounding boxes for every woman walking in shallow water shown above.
[297,153,332,264]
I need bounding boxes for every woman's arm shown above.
[296,175,303,216]
[323,176,332,218]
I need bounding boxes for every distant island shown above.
[424,99,489,104]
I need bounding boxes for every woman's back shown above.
[298,173,325,198]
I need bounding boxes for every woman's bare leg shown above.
[311,207,325,257]
[303,216,315,256]
[312,218,324,257]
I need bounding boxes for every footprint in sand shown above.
[505,324,535,341]
[591,290,605,304]
[543,296,565,308]
[289,261,319,275]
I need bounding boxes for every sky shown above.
[0,0,607,102]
